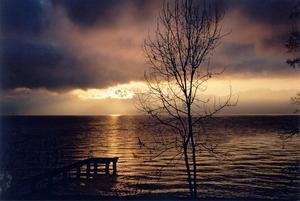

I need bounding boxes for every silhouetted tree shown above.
[137,0,235,198]
[278,1,300,147]
[286,1,300,68]
[286,1,300,110]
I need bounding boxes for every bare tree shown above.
[286,1,300,112]
[137,0,235,198]
[286,0,300,68]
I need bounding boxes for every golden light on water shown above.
[110,114,121,117]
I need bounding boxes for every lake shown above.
[0,115,299,200]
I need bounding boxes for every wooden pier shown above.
[29,157,118,192]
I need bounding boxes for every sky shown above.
[0,0,299,115]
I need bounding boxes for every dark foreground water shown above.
[0,115,299,200]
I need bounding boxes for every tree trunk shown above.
[183,145,193,197]
[188,103,197,198]
[191,134,197,198]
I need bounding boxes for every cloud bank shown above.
[1,0,299,91]
[1,0,299,115]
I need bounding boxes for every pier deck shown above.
[29,157,119,192]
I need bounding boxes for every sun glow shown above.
[72,87,134,100]
[71,78,299,101]
[71,82,148,100]
[110,114,121,117]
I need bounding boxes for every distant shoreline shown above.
[1,114,300,117]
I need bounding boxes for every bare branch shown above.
[136,0,234,198]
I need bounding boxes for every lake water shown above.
[0,115,299,200]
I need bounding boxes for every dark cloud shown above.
[0,0,47,36]
[0,37,144,90]
[0,0,299,92]
[214,41,300,77]
[52,0,119,27]
[260,31,291,51]
[52,0,160,27]
[0,0,155,90]
[227,0,295,24]
[1,38,93,90]
[1,0,299,115]
[225,0,297,51]
[220,43,254,58]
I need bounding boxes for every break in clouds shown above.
[1,0,299,91]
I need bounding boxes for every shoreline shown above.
[2,195,299,201]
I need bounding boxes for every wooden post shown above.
[87,163,91,179]
[113,161,117,175]
[105,162,110,175]
[94,162,98,176]
[27,157,120,191]
[76,166,81,178]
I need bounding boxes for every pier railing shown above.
[29,157,119,192]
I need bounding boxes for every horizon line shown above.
[1,113,299,117]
